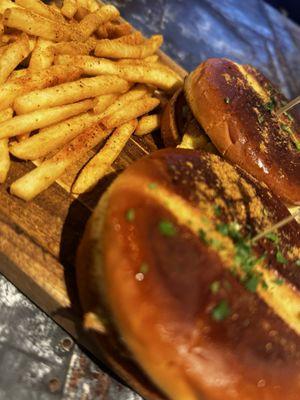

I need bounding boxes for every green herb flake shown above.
[257,114,264,124]
[211,299,230,321]
[244,274,260,292]
[125,208,135,222]
[210,281,220,294]
[224,97,230,104]
[284,112,293,121]
[213,205,222,217]
[209,237,224,250]
[273,278,284,286]
[276,250,287,264]
[265,232,279,244]
[264,98,276,112]
[292,138,300,151]
[198,228,208,244]
[261,280,268,290]
[295,260,300,267]
[148,182,157,190]
[139,262,149,275]
[158,220,177,237]
[280,123,293,135]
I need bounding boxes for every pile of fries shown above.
[0,0,182,200]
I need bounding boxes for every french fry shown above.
[141,54,159,63]
[10,122,111,201]
[75,6,89,21]
[73,119,137,194]
[114,32,144,45]
[0,45,9,57]
[97,84,151,119]
[10,111,100,160]
[0,0,20,14]
[0,18,4,38]
[86,0,100,12]
[102,96,159,129]
[97,21,132,39]
[53,40,95,56]
[0,65,82,111]
[29,38,54,71]
[135,114,160,136]
[56,55,183,91]
[14,75,130,114]
[95,34,163,59]
[0,99,93,139]
[61,0,78,19]
[93,93,119,114]
[78,5,120,39]
[3,8,75,42]
[177,132,208,150]
[0,107,13,183]
[15,0,64,22]
[0,34,30,84]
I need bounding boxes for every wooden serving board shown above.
[0,13,187,398]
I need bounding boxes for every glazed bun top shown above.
[78,148,300,400]
[184,58,300,205]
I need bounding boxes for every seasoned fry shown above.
[0,0,20,14]
[177,132,208,150]
[135,114,160,136]
[56,55,183,91]
[3,8,75,42]
[73,119,137,193]
[115,32,144,45]
[15,0,64,22]
[93,93,119,114]
[10,122,111,201]
[53,40,94,56]
[0,99,93,139]
[10,111,100,160]
[14,75,130,114]
[142,54,159,63]
[102,96,159,129]
[78,5,120,39]
[75,6,89,21]
[29,38,54,71]
[98,84,151,119]
[0,65,82,111]
[97,21,132,39]
[61,0,78,19]
[95,34,162,59]
[0,18,4,38]
[86,0,100,12]
[0,34,30,84]
[0,107,13,183]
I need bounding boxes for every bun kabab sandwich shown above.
[162,58,300,205]
[77,149,300,400]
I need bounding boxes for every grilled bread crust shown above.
[184,58,300,205]
[77,149,300,400]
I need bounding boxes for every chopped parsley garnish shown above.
[217,222,241,241]
[293,138,300,151]
[148,182,157,189]
[265,232,279,244]
[296,260,300,267]
[276,250,287,264]
[158,220,176,237]
[264,98,276,112]
[125,208,135,222]
[213,205,222,216]
[280,123,293,135]
[244,274,260,292]
[273,278,284,285]
[224,97,230,104]
[261,280,268,290]
[139,262,149,275]
[211,300,230,321]
[198,228,208,243]
[257,114,264,124]
[210,238,223,250]
[210,281,220,294]
[284,112,293,121]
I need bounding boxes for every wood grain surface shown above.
[1,0,300,399]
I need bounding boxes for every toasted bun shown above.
[77,148,300,400]
[184,58,300,205]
